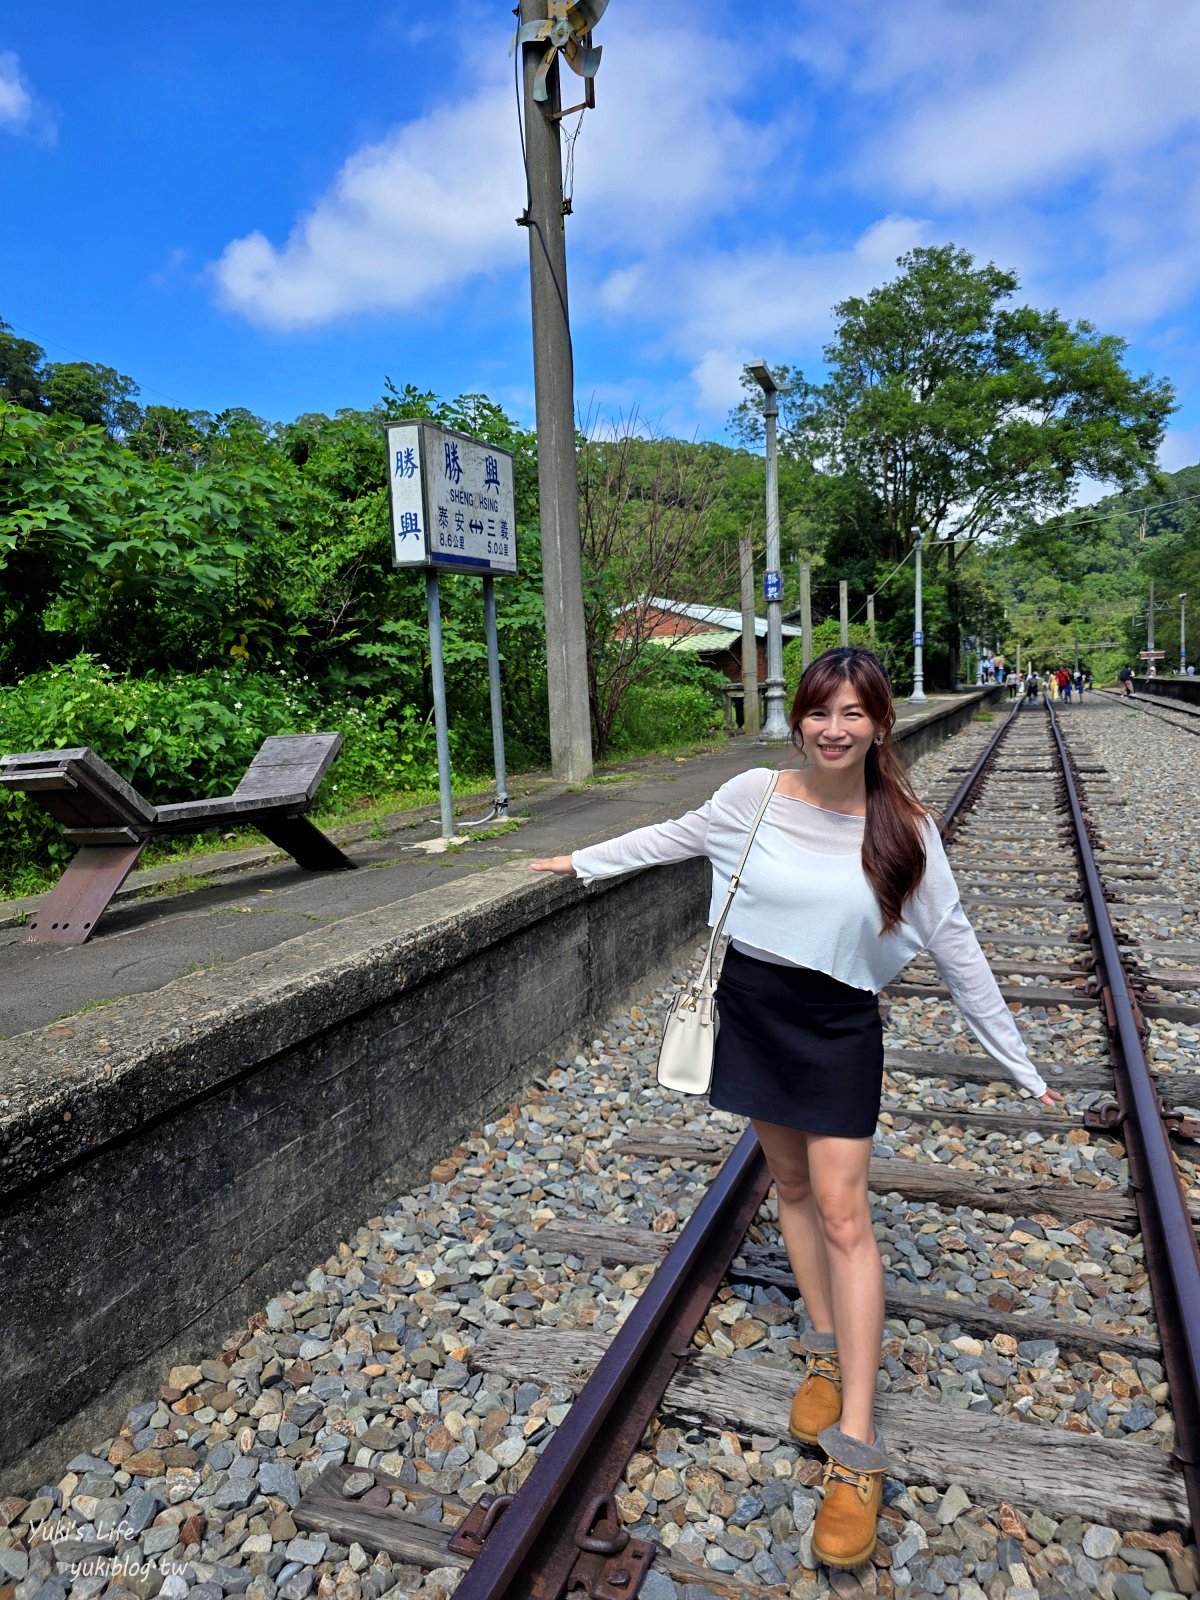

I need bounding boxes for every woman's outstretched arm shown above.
[530,795,716,883]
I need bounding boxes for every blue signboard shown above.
[763,570,782,602]
[913,630,924,647]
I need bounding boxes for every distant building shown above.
[614,595,804,685]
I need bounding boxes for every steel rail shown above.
[936,692,1028,837]
[451,1123,771,1599]
[1045,697,1200,1533]
[1099,687,1200,739]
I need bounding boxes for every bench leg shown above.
[254,815,355,872]
[24,841,149,945]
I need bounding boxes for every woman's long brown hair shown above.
[789,646,928,933]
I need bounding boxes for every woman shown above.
[531,647,1064,1570]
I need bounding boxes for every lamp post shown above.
[1182,593,1189,676]
[909,530,927,703]
[745,359,789,740]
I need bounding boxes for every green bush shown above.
[608,682,721,755]
[783,623,875,705]
[0,655,444,895]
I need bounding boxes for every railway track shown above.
[284,698,1200,1598]
[1099,686,1200,740]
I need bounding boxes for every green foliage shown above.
[972,460,1200,678]
[0,400,280,677]
[783,622,876,705]
[606,644,725,755]
[0,655,441,896]
[608,684,721,754]
[729,244,1175,686]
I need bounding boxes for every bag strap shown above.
[692,770,780,991]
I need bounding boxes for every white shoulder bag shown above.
[655,771,780,1094]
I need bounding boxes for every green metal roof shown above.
[647,630,739,653]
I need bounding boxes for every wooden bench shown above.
[1,734,355,944]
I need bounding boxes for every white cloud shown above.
[596,214,930,418]
[212,14,775,332]
[212,85,526,329]
[786,0,1200,343]
[794,0,1200,204]
[0,51,34,132]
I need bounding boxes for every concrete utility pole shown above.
[867,593,875,648]
[909,531,928,704]
[746,360,789,740]
[519,0,593,781]
[839,581,849,647]
[1148,577,1156,676]
[739,535,760,737]
[800,562,813,670]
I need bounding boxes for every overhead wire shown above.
[1,313,191,411]
[1037,486,1200,535]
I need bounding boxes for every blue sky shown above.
[3,1,1200,482]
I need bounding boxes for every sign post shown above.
[386,421,517,839]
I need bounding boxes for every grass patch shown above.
[53,995,119,1022]
[136,873,212,899]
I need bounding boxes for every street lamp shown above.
[909,530,927,703]
[745,359,789,741]
[1182,593,1188,676]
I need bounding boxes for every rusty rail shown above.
[451,1124,771,1599]
[937,691,1027,837]
[1045,697,1200,1533]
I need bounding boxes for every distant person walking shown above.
[1118,665,1134,698]
[1006,668,1019,699]
[1025,669,1039,702]
[1062,668,1073,704]
[1074,667,1085,701]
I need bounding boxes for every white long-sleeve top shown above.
[570,766,1049,1098]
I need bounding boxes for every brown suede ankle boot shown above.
[788,1328,842,1444]
[811,1424,889,1570]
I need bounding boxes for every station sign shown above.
[386,421,517,576]
[913,630,924,647]
[1139,649,1165,658]
[763,570,782,602]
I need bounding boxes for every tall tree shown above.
[43,360,141,434]
[731,245,1175,685]
[0,319,46,412]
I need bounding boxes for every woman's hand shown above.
[1038,1087,1066,1107]
[530,855,577,876]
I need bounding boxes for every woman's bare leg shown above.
[751,1118,835,1333]
[806,1131,884,1443]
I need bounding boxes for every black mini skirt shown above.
[708,943,884,1138]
